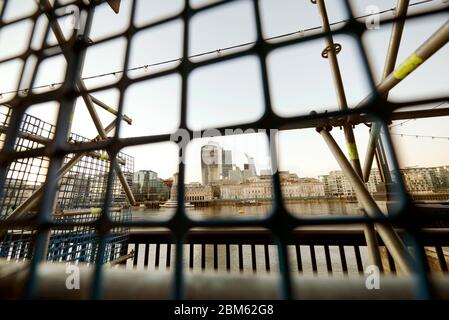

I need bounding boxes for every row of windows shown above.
[186,196,207,201]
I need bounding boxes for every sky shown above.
[0,0,448,183]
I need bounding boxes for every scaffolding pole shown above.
[77,81,136,206]
[41,0,135,206]
[314,0,382,269]
[318,127,415,274]
[363,0,409,182]
[90,95,132,125]
[358,19,449,181]
[0,124,125,165]
[364,19,449,101]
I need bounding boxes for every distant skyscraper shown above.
[201,142,221,185]
[228,166,243,183]
[132,170,169,201]
[201,142,233,185]
[244,153,257,176]
[222,150,233,180]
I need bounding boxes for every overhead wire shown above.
[0,0,439,99]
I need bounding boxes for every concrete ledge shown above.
[1,260,449,299]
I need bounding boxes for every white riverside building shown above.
[319,169,382,198]
[400,166,449,194]
[157,165,449,206]
[317,166,449,197]
[161,174,212,207]
[219,172,326,200]
[184,182,214,202]
[163,143,449,205]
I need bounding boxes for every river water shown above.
[131,199,388,221]
[128,200,391,275]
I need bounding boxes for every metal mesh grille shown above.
[0,0,448,299]
[0,105,132,263]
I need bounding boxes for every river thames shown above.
[128,200,392,274]
[130,199,389,221]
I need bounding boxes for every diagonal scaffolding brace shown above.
[313,0,382,269]
[318,126,415,274]
[358,19,449,109]
[39,0,136,206]
[361,18,449,181]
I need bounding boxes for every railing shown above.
[125,228,449,275]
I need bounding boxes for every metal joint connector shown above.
[322,43,342,58]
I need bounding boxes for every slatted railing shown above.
[125,228,449,275]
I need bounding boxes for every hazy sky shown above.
[0,0,448,182]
